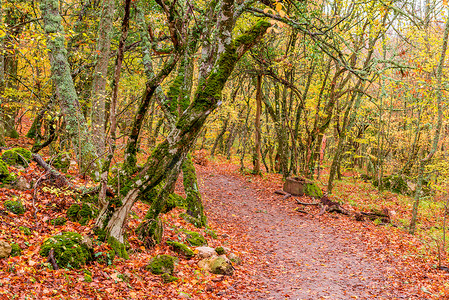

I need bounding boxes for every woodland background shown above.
[1,0,449,298]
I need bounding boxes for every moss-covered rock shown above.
[48,217,67,226]
[52,152,71,173]
[4,200,25,215]
[14,148,32,162]
[184,230,207,247]
[304,181,323,198]
[39,232,92,269]
[166,241,194,258]
[210,256,234,275]
[215,246,226,255]
[2,148,31,167]
[66,203,93,225]
[161,273,178,283]
[19,226,31,235]
[10,243,21,257]
[147,254,176,275]
[0,160,9,178]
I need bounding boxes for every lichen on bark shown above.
[41,0,99,179]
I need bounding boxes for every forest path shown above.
[197,166,412,300]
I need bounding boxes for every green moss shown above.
[19,226,31,235]
[166,240,194,258]
[161,273,178,283]
[107,236,128,259]
[215,246,226,255]
[2,148,31,167]
[67,204,80,221]
[10,243,21,257]
[2,150,18,166]
[183,230,207,246]
[52,152,71,173]
[304,181,323,198]
[66,203,92,225]
[137,217,163,248]
[0,160,9,177]
[147,254,176,275]
[48,217,67,226]
[84,273,93,282]
[39,232,91,269]
[4,200,25,215]
[13,148,32,161]
[93,227,107,242]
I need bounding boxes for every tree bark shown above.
[90,0,115,154]
[253,74,262,174]
[41,0,99,179]
[99,19,271,255]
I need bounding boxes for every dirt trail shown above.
[199,170,411,300]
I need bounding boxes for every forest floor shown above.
[0,142,447,299]
[195,159,447,300]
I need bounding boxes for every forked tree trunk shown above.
[98,20,271,256]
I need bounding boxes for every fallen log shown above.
[295,195,349,216]
[360,208,390,223]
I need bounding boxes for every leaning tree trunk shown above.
[41,0,99,179]
[98,19,270,256]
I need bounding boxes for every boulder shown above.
[0,240,12,258]
[147,254,176,275]
[39,232,92,269]
[195,246,216,259]
[166,241,194,258]
[198,257,214,272]
[210,256,234,275]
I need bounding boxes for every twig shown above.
[295,198,320,206]
[47,249,59,270]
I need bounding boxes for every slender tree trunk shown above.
[97,0,131,217]
[253,74,262,174]
[41,0,99,179]
[409,6,448,234]
[90,0,115,154]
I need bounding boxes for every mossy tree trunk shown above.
[41,0,99,179]
[182,154,207,227]
[100,15,270,255]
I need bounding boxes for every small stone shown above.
[179,292,192,299]
[228,253,242,265]
[15,177,31,191]
[0,240,12,258]
[195,246,216,259]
